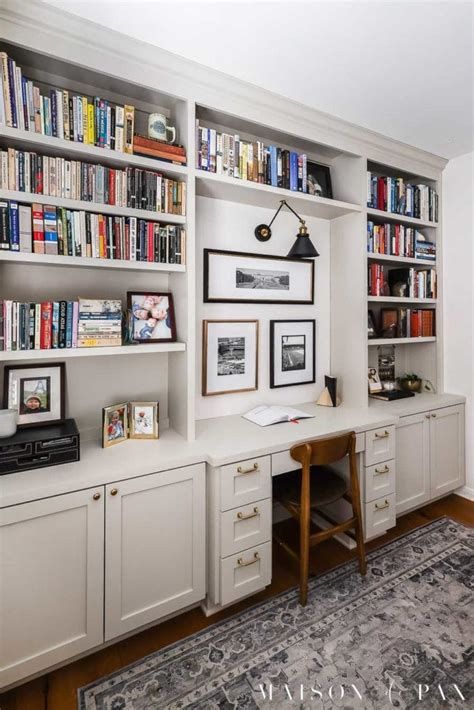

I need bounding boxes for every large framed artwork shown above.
[203,249,314,304]
[270,319,316,388]
[202,320,259,396]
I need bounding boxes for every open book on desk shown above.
[243,405,315,427]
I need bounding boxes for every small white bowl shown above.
[0,409,18,438]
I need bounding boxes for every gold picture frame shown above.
[129,401,159,440]
[102,402,129,448]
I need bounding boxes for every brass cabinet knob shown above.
[431,413,437,418]
[110,488,118,496]
[92,492,101,501]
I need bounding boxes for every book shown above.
[242,405,314,427]
[18,204,32,252]
[32,203,45,254]
[9,201,19,251]
[370,390,415,402]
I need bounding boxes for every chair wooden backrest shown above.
[290,432,356,468]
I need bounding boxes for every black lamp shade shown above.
[287,231,319,258]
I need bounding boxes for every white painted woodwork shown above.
[220,498,272,558]
[365,425,396,465]
[219,456,272,511]
[104,464,205,640]
[364,493,396,539]
[0,489,104,687]
[0,250,186,273]
[395,413,432,515]
[220,541,272,606]
[429,405,465,497]
[364,460,396,503]
[0,342,186,362]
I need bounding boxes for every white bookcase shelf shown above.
[367,296,437,304]
[0,250,185,272]
[368,337,436,346]
[0,342,186,362]
[367,253,436,267]
[367,207,437,229]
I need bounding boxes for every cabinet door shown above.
[430,405,465,498]
[105,464,206,641]
[0,489,104,688]
[396,413,431,516]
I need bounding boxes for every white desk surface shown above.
[1,393,466,508]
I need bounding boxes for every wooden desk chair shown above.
[273,431,366,606]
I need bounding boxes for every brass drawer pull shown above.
[237,463,259,475]
[374,465,389,475]
[237,506,259,521]
[374,431,389,439]
[110,488,118,496]
[431,413,437,418]
[374,500,390,511]
[92,492,101,501]
[237,552,260,567]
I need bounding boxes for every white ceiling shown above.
[46,0,474,159]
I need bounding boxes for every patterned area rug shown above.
[78,518,473,709]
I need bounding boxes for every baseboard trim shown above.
[454,485,474,501]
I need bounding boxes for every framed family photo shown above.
[102,402,128,447]
[202,320,259,396]
[3,362,65,428]
[127,291,177,343]
[204,249,314,304]
[129,402,159,440]
[270,320,316,388]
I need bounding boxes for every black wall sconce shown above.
[254,199,319,258]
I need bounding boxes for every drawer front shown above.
[364,493,395,539]
[220,456,271,511]
[272,433,365,477]
[365,426,396,466]
[364,459,395,503]
[220,541,272,606]
[220,498,272,558]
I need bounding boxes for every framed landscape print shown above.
[270,320,316,388]
[3,362,65,428]
[203,249,314,304]
[127,291,177,343]
[202,320,259,396]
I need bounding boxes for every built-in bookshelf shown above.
[0,2,448,440]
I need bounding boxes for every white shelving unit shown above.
[0,251,186,273]
[367,207,437,229]
[368,337,436,346]
[368,296,437,304]
[0,342,186,362]
[367,254,436,267]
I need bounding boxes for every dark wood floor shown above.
[1,494,472,710]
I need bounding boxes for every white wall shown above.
[196,197,330,419]
[442,151,474,498]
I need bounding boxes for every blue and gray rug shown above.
[79,518,473,709]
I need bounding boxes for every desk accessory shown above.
[3,363,65,428]
[370,390,415,402]
[202,320,259,396]
[0,409,17,438]
[243,405,314,427]
[270,320,315,388]
[0,419,80,475]
[254,199,319,258]
[317,375,341,407]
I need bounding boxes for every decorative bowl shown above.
[399,378,422,393]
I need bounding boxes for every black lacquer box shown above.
[0,419,80,475]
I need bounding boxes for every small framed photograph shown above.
[129,402,159,440]
[368,310,378,339]
[102,402,128,448]
[127,292,177,343]
[270,319,315,388]
[202,320,259,396]
[3,362,65,428]
[368,367,383,394]
[380,308,399,338]
[204,249,314,304]
[306,161,333,199]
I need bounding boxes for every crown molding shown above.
[1,0,448,175]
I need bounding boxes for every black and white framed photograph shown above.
[3,362,65,428]
[270,320,316,388]
[306,161,333,199]
[202,320,259,396]
[204,249,314,304]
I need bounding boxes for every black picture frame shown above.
[126,291,177,343]
[3,362,66,428]
[270,319,316,388]
[203,249,315,305]
[306,161,333,199]
[368,310,378,339]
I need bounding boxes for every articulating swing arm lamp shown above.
[254,199,319,258]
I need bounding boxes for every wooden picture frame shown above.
[129,401,159,440]
[270,319,316,388]
[127,291,177,343]
[203,249,315,304]
[202,320,259,396]
[3,362,66,428]
[102,402,129,448]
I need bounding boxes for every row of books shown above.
[196,121,309,191]
[372,307,436,339]
[0,147,186,215]
[367,221,436,260]
[368,265,437,299]
[0,298,122,352]
[0,200,186,264]
[132,134,187,165]
[367,171,439,223]
[0,51,135,153]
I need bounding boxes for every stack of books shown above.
[196,121,308,191]
[0,148,186,215]
[0,298,123,351]
[78,299,122,348]
[133,135,187,165]
[368,265,437,299]
[0,200,185,264]
[367,171,438,222]
[415,238,436,261]
[0,52,135,153]
[367,221,436,260]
